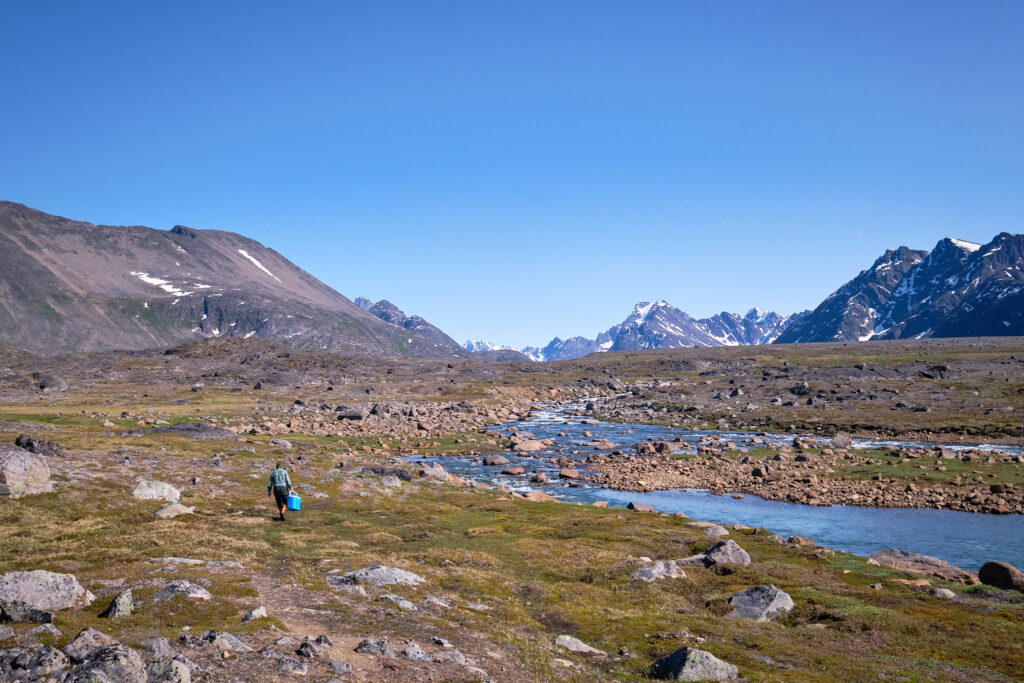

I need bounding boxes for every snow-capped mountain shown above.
[775,233,1024,343]
[471,302,802,362]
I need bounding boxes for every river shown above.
[409,403,1024,571]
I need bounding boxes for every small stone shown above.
[241,606,267,622]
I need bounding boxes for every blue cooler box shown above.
[286,493,301,511]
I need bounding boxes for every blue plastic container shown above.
[286,493,301,511]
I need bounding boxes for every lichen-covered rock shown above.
[154,581,211,602]
[146,659,191,683]
[727,584,794,621]
[98,590,133,618]
[652,647,739,680]
[631,561,686,582]
[0,598,54,623]
[702,540,751,567]
[0,570,94,612]
[0,444,53,498]
[68,644,146,683]
[63,627,118,663]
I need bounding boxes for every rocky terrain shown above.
[0,337,1023,681]
[0,202,464,358]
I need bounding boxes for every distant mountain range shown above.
[776,233,1024,343]
[467,303,805,362]
[468,232,1024,361]
[2,201,1021,360]
[0,202,466,357]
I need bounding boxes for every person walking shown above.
[267,461,293,521]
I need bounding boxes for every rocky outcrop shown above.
[0,444,53,497]
[867,549,978,585]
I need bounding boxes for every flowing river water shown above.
[410,403,1024,572]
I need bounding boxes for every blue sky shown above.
[2,2,1022,348]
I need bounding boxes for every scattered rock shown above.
[14,434,64,458]
[523,491,560,503]
[400,642,433,662]
[142,637,177,659]
[632,561,687,582]
[25,623,61,638]
[132,480,181,503]
[379,594,417,611]
[652,647,739,680]
[930,588,956,599]
[201,630,253,652]
[154,581,212,602]
[627,502,656,512]
[330,661,353,674]
[269,439,292,449]
[701,540,751,567]
[338,565,425,587]
[241,606,267,622]
[0,444,53,498]
[727,584,794,621]
[355,638,396,658]
[555,634,606,657]
[155,503,194,519]
[482,455,509,466]
[98,589,133,618]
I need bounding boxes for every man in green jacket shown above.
[267,462,292,521]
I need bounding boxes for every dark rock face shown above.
[777,234,1024,342]
[0,201,466,358]
[360,298,467,358]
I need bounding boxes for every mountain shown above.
[0,201,466,357]
[472,302,802,362]
[356,297,468,357]
[775,233,1024,343]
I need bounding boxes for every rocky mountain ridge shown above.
[777,233,1024,342]
[0,202,463,358]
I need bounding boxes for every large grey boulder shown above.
[132,480,180,503]
[727,584,794,621]
[63,627,118,663]
[0,444,53,498]
[68,644,146,683]
[0,598,54,623]
[338,565,425,587]
[154,581,211,602]
[25,644,70,678]
[0,570,94,611]
[701,540,751,567]
[652,647,739,680]
[354,638,396,657]
[632,561,687,583]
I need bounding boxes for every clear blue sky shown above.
[2,2,1022,348]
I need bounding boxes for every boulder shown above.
[0,445,53,498]
[652,647,739,681]
[241,605,267,622]
[98,590,133,618]
[141,637,177,660]
[627,502,656,512]
[0,599,54,623]
[0,570,94,612]
[554,634,606,657]
[523,491,560,503]
[201,630,253,652]
[63,627,118,663]
[727,584,794,621]
[701,540,751,567]
[512,439,546,452]
[867,549,977,584]
[354,638,396,657]
[154,581,212,602]
[14,434,64,458]
[338,565,425,587]
[502,467,525,475]
[24,644,70,678]
[268,439,292,449]
[132,480,180,503]
[154,503,194,519]
[146,659,192,683]
[559,468,581,480]
[978,561,1024,592]
[68,644,146,683]
[830,433,853,450]
[631,561,686,583]
[419,463,448,481]
[482,455,509,466]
